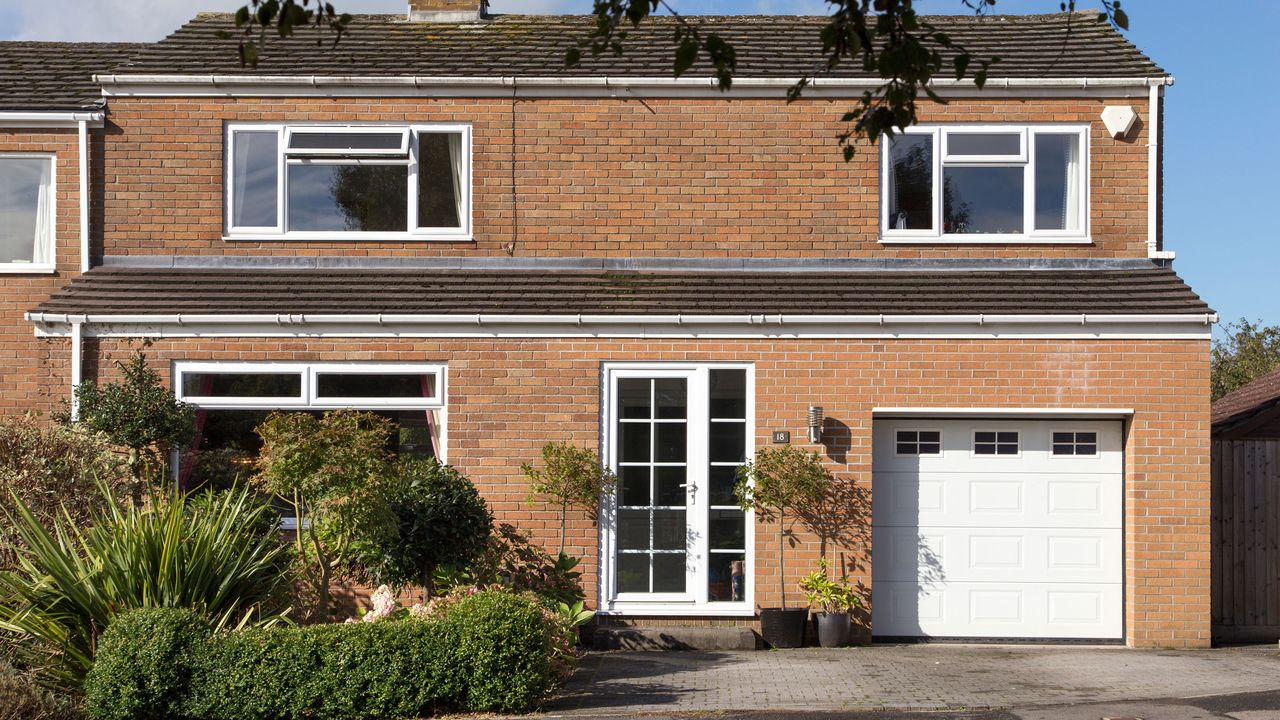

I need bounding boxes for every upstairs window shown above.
[0,155,55,271]
[225,124,470,240]
[883,125,1088,243]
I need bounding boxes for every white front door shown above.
[600,364,754,615]
[871,418,1124,639]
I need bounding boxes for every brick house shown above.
[1,3,1214,647]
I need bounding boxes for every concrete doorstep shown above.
[592,626,760,651]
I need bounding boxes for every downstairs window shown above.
[174,363,446,520]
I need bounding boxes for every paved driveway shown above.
[546,644,1280,715]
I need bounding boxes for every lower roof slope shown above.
[1213,367,1280,427]
[0,42,145,111]
[32,266,1209,317]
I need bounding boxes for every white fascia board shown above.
[0,111,105,128]
[93,74,1172,100]
[26,312,1216,340]
[872,407,1135,419]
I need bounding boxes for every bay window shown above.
[883,125,1088,243]
[0,155,55,271]
[225,124,470,240]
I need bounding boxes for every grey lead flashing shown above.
[100,255,1171,273]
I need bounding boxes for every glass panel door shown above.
[615,376,689,595]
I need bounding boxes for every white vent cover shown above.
[1100,105,1138,139]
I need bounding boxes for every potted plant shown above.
[734,446,830,648]
[799,558,861,647]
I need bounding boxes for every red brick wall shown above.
[81,334,1211,648]
[0,128,82,417]
[99,96,1151,260]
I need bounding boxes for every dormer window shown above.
[882,125,1089,244]
[225,124,470,240]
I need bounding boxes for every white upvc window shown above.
[881,124,1090,244]
[600,363,755,616]
[0,154,55,273]
[173,362,447,528]
[224,123,471,241]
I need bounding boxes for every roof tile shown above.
[0,42,146,111]
[108,12,1165,79]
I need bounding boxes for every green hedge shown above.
[83,590,558,720]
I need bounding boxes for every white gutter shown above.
[93,74,1173,99]
[69,321,82,421]
[0,111,104,128]
[78,119,90,274]
[25,311,1219,327]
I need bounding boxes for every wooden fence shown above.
[1212,438,1280,643]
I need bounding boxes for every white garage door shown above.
[871,418,1123,640]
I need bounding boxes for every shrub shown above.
[253,410,399,622]
[363,458,492,593]
[71,350,196,495]
[0,485,289,685]
[86,590,562,720]
[453,523,587,607]
[81,609,209,720]
[0,416,127,570]
[0,658,83,720]
[442,589,558,712]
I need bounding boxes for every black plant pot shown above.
[759,608,808,648]
[814,612,851,648]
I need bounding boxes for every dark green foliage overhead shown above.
[1213,319,1280,401]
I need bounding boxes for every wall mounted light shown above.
[807,406,824,444]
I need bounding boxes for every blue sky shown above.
[2,0,1275,329]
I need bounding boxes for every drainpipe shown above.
[78,119,89,273]
[69,320,82,421]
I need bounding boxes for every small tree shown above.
[1213,318,1280,400]
[365,457,493,598]
[72,350,196,500]
[522,442,616,556]
[734,446,830,609]
[253,410,397,623]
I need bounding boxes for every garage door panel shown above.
[871,418,1123,640]
[873,526,1122,584]
[873,471,1122,528]
[872,580,1123,639]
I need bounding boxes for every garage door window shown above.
[1051,431,1098,456]
[974,430,1019,456]
[895,430,941,456]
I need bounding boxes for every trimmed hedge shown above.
[82,607,210,720]
[84,590,559,720]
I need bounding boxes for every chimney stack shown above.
[408,0,488,22]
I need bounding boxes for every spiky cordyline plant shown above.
[0,482,291,687]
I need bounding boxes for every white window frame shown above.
[599,362,755,617]
[0,153,56,274]
[971,429,1022,458]
[174,361,446,414]
[893,428,943,457]
[224,122,472,242]
[881,124,1091,244]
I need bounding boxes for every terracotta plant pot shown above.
[814,611,851,647]
[759,607,808,648]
